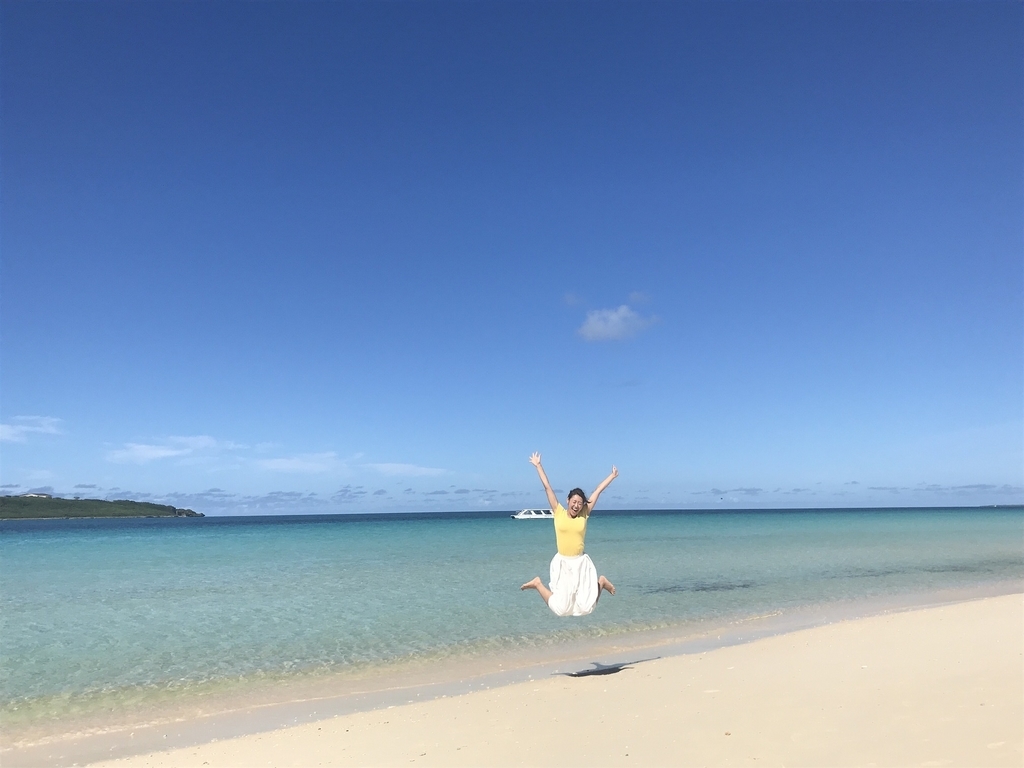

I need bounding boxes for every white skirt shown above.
[547,553,599,617]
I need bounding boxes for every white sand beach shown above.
[70,593,1023,768]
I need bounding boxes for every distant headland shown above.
[0,495,204,519]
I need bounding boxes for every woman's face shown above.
[567,494,585,516]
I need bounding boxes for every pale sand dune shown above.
[88,594,1023,767]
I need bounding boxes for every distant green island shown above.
[0,495,204,519]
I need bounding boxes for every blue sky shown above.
[2,1,1021,514]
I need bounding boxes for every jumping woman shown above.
[520,452,618,617]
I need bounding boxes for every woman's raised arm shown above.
[587,466,619,512]
[529,452,560,511]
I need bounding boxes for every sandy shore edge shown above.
[7,590,1021,767]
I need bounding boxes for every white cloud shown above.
[169,435,219,451]
[365,462,446,477]
[578,305,654,341]
[257,452,343,473]
[0,416,62,442]
[107,443,191,463]
[106,435,241,464]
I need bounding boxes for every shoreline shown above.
[3,580,1020,767]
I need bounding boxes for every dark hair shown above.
[567,488,587,505]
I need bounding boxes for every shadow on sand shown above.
[558,658,660,678]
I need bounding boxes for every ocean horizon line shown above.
[1,503,1020,524]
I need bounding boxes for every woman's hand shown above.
[530,453,559,511]
[587,465,619,513]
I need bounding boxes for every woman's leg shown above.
[520,576,553,605]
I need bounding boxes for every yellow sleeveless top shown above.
[553,502,588,556]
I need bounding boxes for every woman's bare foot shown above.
[522,576,553,605]
[598,576,616,595]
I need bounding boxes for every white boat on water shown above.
[511,508,553,520]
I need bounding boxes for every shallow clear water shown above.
[1,508,1021,719]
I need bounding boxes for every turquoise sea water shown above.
[1,507,1021,726]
